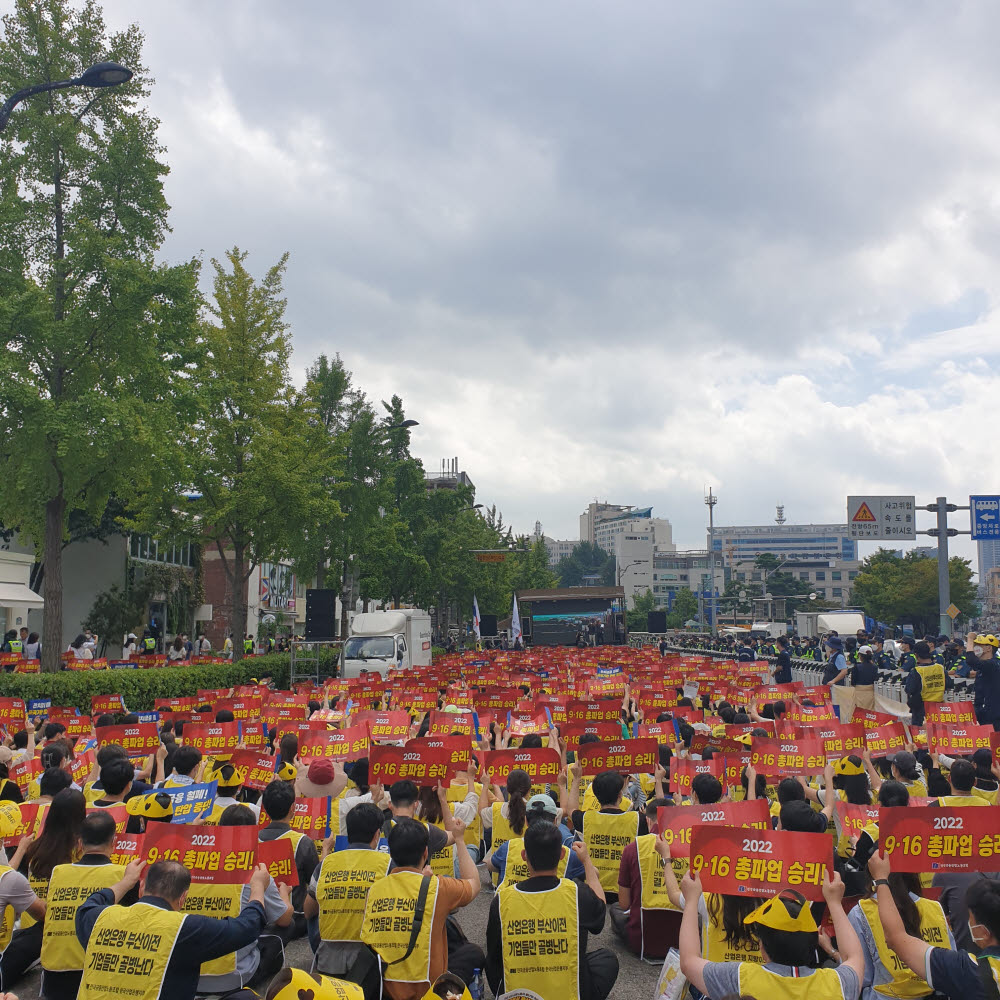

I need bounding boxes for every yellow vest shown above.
[78,900,186,1000]
[582,810,639,892]
[20,872,48,929]
[361,870,439,985]
[497,878,580,1000]
[903,778,928,798]
[499,838,569,887]
[181,883,244,976]
[973,785,999,806]
[41,861,126,972]
[491,801,519,854]
[0,867,16,953]
[738,962,847,1000]
[858,896,951,998]
[278,827,308,854]
[447,781,482,848]
[422,818,453,877]
[637,834,683,912]
[317,849,392,943]
[703,894,763,964]
[937,794,990,807]
[915,664,945,703]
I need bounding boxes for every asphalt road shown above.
[14,866,663,1000]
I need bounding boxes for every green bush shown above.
[0,654,298,713]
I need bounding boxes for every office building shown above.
[647,550,727,615]
[729,557,862,606]
[425,457,475,496]
[531,523,577,570]
[614,519,677,607]
[979,539,1000,592]
[711,523,856,566]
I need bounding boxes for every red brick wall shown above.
[202,548,248,650]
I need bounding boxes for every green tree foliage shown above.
[626,589,656,631]
[554,542,615,587]
[176,249,337,659]
[851,548,978,633]
[667,589,700,629]
[0,0,201,669]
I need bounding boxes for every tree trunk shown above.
[41,490,65,673]
[230,543,247,662]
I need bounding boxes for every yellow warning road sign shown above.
[852,502,876,523]
[946,604,960,620]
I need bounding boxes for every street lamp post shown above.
[0,62,134,132]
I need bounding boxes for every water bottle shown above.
[468,968,484,1000]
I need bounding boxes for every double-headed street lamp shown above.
[0,61,133,132]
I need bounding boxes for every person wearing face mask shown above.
[870,850,1000,1000]
[965,634,1000,731]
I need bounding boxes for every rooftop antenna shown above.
[775,504,786,525]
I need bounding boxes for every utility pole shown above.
[705,488,718,632]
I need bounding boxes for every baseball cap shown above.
[307,760,336,785]
[888,750,916,772]
[858,645,873,657]
[526,793,558,816]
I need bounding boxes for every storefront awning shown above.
[0,583,44,608]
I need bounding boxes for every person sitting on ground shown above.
[680,868,864,1000]
[487,820,618,1000]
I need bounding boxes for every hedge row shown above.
[0,653,311,714]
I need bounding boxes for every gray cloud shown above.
[77,0,1000,561]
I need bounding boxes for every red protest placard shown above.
[111,833,145,867]
[262,705,309,727]
[214,698,262,721]
[881,806,1000,873]
[298,725,370,763]
[749,736,826,778]
[240,722,266,748]
[560,721,621,748]
[155,697,199,711]
[481,749,561,785]
[96,724,160,757]
[50,714,92,737]
[786,703,836,724]
[864,722,907,758]
[427,710,492,738]
[927,724,997,755]
[690,825,832,900]
[670,757,725,796]
[851,708,900,729]
[577,738,658,777]
[409,734,470,759]
[257,837,300,887]
[369,745,464,786]
[88,803,129,837]
[657,799,770,858]
[144,822,257,883]
[2,803,44,848]
[70,749,96,787]
[925,701,977,725]
[229,749,278,791]
[260,797,332,846]
[803,723,866,760]
[10,757,42,795]
[0,698,26,730]
[354,710,411,742]
[181,722,241,757]
[91,695,126,716]
[475,689,523,712]
[834,802,880,843]
[566,700,622,723]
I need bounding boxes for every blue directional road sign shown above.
[970,495,1000,539]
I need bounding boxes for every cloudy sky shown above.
[92,1,1000,564]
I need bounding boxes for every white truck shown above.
[794,609,867,640]
[750,621,788,640]
[342,609,433,678]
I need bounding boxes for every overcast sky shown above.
[88,1,1000,566]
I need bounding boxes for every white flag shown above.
[511,594,522,644]
[472,594,482,640]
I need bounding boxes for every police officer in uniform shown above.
[905,640,951,725]
[487,820,619,1000]
[966,633,1000,730]
[76,858,271,1000]
[897,637,917,674]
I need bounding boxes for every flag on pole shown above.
[472,595,482,640]
[511,594,522,645]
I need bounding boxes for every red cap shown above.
[307,759,335,785]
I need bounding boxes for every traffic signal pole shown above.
[916,497,970,638]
